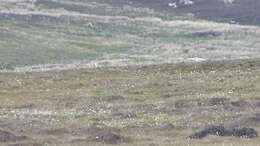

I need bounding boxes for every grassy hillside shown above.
[1,1,260,146]
[1,0,260,71]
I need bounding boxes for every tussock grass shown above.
[1,59,260,145]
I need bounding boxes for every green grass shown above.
[2,1,260,69]
[1,1,260,146]
[0,19,135,67]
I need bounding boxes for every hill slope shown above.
[1,1,260,146]
[1,0,260,71]
[115,0,260,25]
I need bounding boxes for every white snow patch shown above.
[169,0,194,8]
[221,0,235,4]
[179,0,195,5]
[168,2,178,8]
[187,57,207,62]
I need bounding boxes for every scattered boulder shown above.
[189,125,229,139]
[162,93,172,98]
[73,126,129,144]
[0,130,26,142]
[95,130,124,144]
[231,128,258,138]
[189,125,258,139]
[231,100,247,107]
